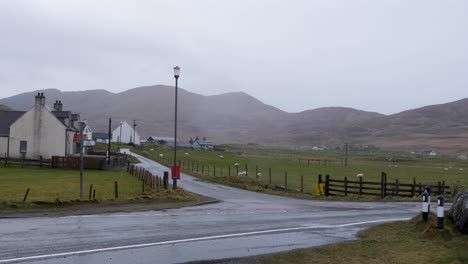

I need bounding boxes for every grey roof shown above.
[52,110,79,131]
[52,110,71,119]
[148,136,174,141]
[0,111,25,136]
[93,132,111,140]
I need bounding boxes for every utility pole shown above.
[107,118,111,165]
[79,122,85,200]
[344,143,348,167]
[133,120,136,145]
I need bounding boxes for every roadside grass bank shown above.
[0,166,211,216]
[132,144,467,201]
[206,214,468,264]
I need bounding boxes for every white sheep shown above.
[460,168,464,171]
[234,163,239,167]
[219,155,224,159]
[159,153,164,158]
[150,149,154,151]
[238,171,247,176]
[356,173,364,178]
[444,168,448,171]
[185,152,190,156]
[256,172,262,179]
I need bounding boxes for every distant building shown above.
[192,139,216,150]
[147,136,174,145]
[456,154,467,160]
[312,145,327,151]
[93,132,111,144]
[0,93,81,159]
[112,121,140,144]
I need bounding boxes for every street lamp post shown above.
[173,66,180,190]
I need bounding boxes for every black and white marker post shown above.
[437,195,445,229]
[422,189,430,222]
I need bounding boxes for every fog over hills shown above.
[1,85,468,153]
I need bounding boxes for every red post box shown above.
[171,165,181,179]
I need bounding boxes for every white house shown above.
[0,93,81,159]
[192,139,216,150]
[112,121,140,144]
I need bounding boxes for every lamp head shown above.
[173,66,180,78]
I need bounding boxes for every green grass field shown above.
[0,166,142,202]
[230,214,468,264]
[133,143,468,197]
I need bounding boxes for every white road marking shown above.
[0,218,410,263]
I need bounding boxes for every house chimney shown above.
[53,100,63,111]
[35,93,45,106]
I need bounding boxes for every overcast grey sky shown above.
[1,0,467,114]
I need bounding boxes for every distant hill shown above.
[1,86,467,153]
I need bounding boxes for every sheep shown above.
[460,168,464,171]
[185,152,190,156]
[444,168,448,171]
[219,155,224,159]
[256,172,262,179]
[238,171,247,176]
[159,153,164,158]
[234,163,239,167]
[150,149,154,151]
[356,173,364,178]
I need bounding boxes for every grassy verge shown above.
[0,166,211,216]
[213,214,468,264]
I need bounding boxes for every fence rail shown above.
[319,172,452,198]
[128,163,166,192]
[2,155,51,168]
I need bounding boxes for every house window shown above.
[20,141,27,154]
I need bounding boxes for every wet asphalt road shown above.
[0,153,423,264]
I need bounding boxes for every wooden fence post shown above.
[228,166,231,177]
[89,184,93,200]
[245,164,248,176]
[4,153,7,167]
[163,171,169,189]
[411,177,416,197]
[114,181,119,199]
[381,172,387,198]
[269,168,272,184]
[300,175,304,193]
[318,174,322,184]
[214,166,216,176]
[255,165,258,177]
[325,175,330,196]
[359,177,363,196]
[284,172,288,189]
[202,165,204,175]
[93,189,96,200]
[344,177,348,196]
[23,188,30,202]
[395,179,399,196]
